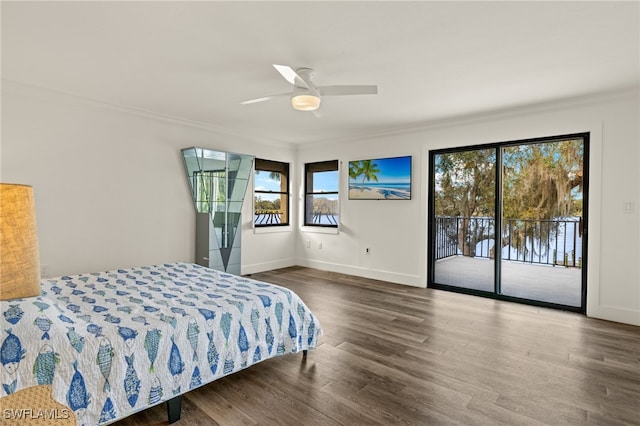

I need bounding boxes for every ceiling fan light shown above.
[291,94,321,111]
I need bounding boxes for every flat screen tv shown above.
[348,155,411,200]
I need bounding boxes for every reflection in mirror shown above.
[182,147,254,274]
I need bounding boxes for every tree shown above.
[254,196,278,213]
[502,141,583,220]
[313,197,337,215]
[254,170,285,215]
[349,162,361,182]
[350,160,380,191]
[435,138,584,259]
[435,149,495,256]
[501,140,584,258]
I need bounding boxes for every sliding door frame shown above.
[427,132,589,313]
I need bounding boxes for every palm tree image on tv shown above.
[349,156,411,200]
[350,159,380,190]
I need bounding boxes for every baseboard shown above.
[242,258,297,275]
[295,258,425,288]
[588,305,640,326]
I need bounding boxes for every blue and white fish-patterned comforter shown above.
[0,262,321,425]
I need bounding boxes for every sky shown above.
[255,170,340,193]
[349,156,411,184]
[255,156,412,195]
[254,171,281,192]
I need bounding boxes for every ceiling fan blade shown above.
[240,93,290,105]
[272,64,309,88]
[319,85,378,96]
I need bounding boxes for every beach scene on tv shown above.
[349,156,412,200]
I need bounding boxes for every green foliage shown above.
[254,170,285,214]
[254,196,281,214]
[435,149,496,256]
[502,140,583,220]
[435,149,496,218]
[348,162,360,180]
[313,197,338,214]
[436,140,583,220]
[195,170,226,213]
[256,170,281,182]
[350,160,380,190]
[435,139,584,257]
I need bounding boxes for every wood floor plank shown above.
[113,266,640,425]
[185,385,256,426]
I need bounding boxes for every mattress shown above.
[0,262,321,425]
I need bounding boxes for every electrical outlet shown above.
[318,242,323,249]
[41,264,50,278]
[624,201,634,214]
[306,240,311,248]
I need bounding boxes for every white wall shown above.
[1,82,297,277]
[2,82,638,325]
[297,91,640,325]
[295,142,427,286]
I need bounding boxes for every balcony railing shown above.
[254,212,339,226]
[435,216,583,268]
[254,211,282,225]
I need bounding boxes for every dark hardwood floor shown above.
[114,267,640,425]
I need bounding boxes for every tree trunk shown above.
[458,217,475,257]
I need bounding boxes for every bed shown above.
[0,262,322,425]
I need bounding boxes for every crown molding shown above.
[297,85,639,150]
[1,78,297,151]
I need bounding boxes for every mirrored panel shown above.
[182,147,254,274]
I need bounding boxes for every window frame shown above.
[304,160,339,228]
[253,158,290,227]
[428,132,589,313]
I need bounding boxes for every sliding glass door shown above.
[429,134,588,312]
[433,148,496,292]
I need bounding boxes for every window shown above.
[304,160,339,227]
[254,159,289,226]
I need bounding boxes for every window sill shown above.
[300,226,339,235]
[253,225,292,234]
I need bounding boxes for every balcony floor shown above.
[434,256,582,307]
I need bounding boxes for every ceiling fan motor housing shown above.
[291,68,321,110]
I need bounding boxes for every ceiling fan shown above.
[241,64,378,113]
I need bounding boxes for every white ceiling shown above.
[2,1,638,145]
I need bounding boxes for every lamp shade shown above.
[0,184,41,300]
[291,94,321,111]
